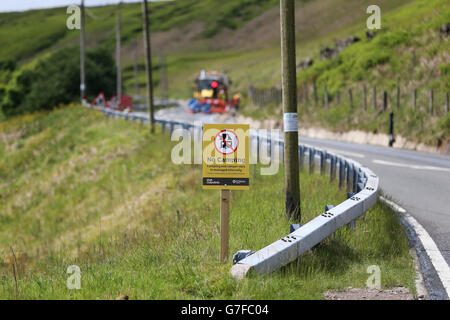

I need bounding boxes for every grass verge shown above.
[0,106,415,299]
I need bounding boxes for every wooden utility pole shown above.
[159,52,168,102]
[280,0,300,221]
[80,0,86,103]
[142,0,155,133]
[134,39,139,99]
[116,11,122,99]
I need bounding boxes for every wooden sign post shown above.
[202,124,250,263]
[220,189,230,262]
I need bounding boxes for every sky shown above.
[0,1,165,13]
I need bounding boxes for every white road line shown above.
[380,196,450,297]
[299,145,365,159]
[373,159,450,173]
[325,148,365,159]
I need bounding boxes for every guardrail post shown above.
[170,122,174,135]
[320,151,326,175]
[309,148,315,174]
[346,162,353,192]
[298,146,305,172]
[352,164,358,193]
[279,141,284,163]
[256,135,260,164]
[338,159,344,189]
[330,155,336,182]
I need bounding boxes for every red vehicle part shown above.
[91,93,132,112]
[199,98,238,113]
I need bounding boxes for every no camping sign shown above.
[202,123,250,262]
[202,124,250,190]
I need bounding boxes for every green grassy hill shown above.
[0,106,415,299]
[0,0,448,146]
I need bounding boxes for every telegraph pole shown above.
[280,0,301,221]
[159,52,168,103]
[80,0,86,103]
[116,11,122,99]
[134,39,139,99]
[142,0,155,133]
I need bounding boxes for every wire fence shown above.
[249,83,450,117]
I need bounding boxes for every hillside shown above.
[0,106,415,299]
[0,0,448,147]
[0,0,416,92]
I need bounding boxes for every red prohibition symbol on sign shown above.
[214,129,239,155]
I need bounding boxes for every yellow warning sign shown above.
[202,124,250,190]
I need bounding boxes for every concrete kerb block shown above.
[230,264,253,281]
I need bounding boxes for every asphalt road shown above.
[298,136,450,263]
[149,103,450,298]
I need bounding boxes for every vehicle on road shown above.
[188,70,240,114]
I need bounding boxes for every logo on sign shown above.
[214,130,239,155]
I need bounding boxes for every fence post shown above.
[396,85,400,109]
[429,89,434,116]
[363,84,367,110]
[248,86,254,105]
[446,92,449,114]
[383,91,388,112]
[413,89,417,110]
[373,86,377,110]
[348,88,353,109]
[313,80,318,105]
[305,83,309,104]
[389,111,395,147]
